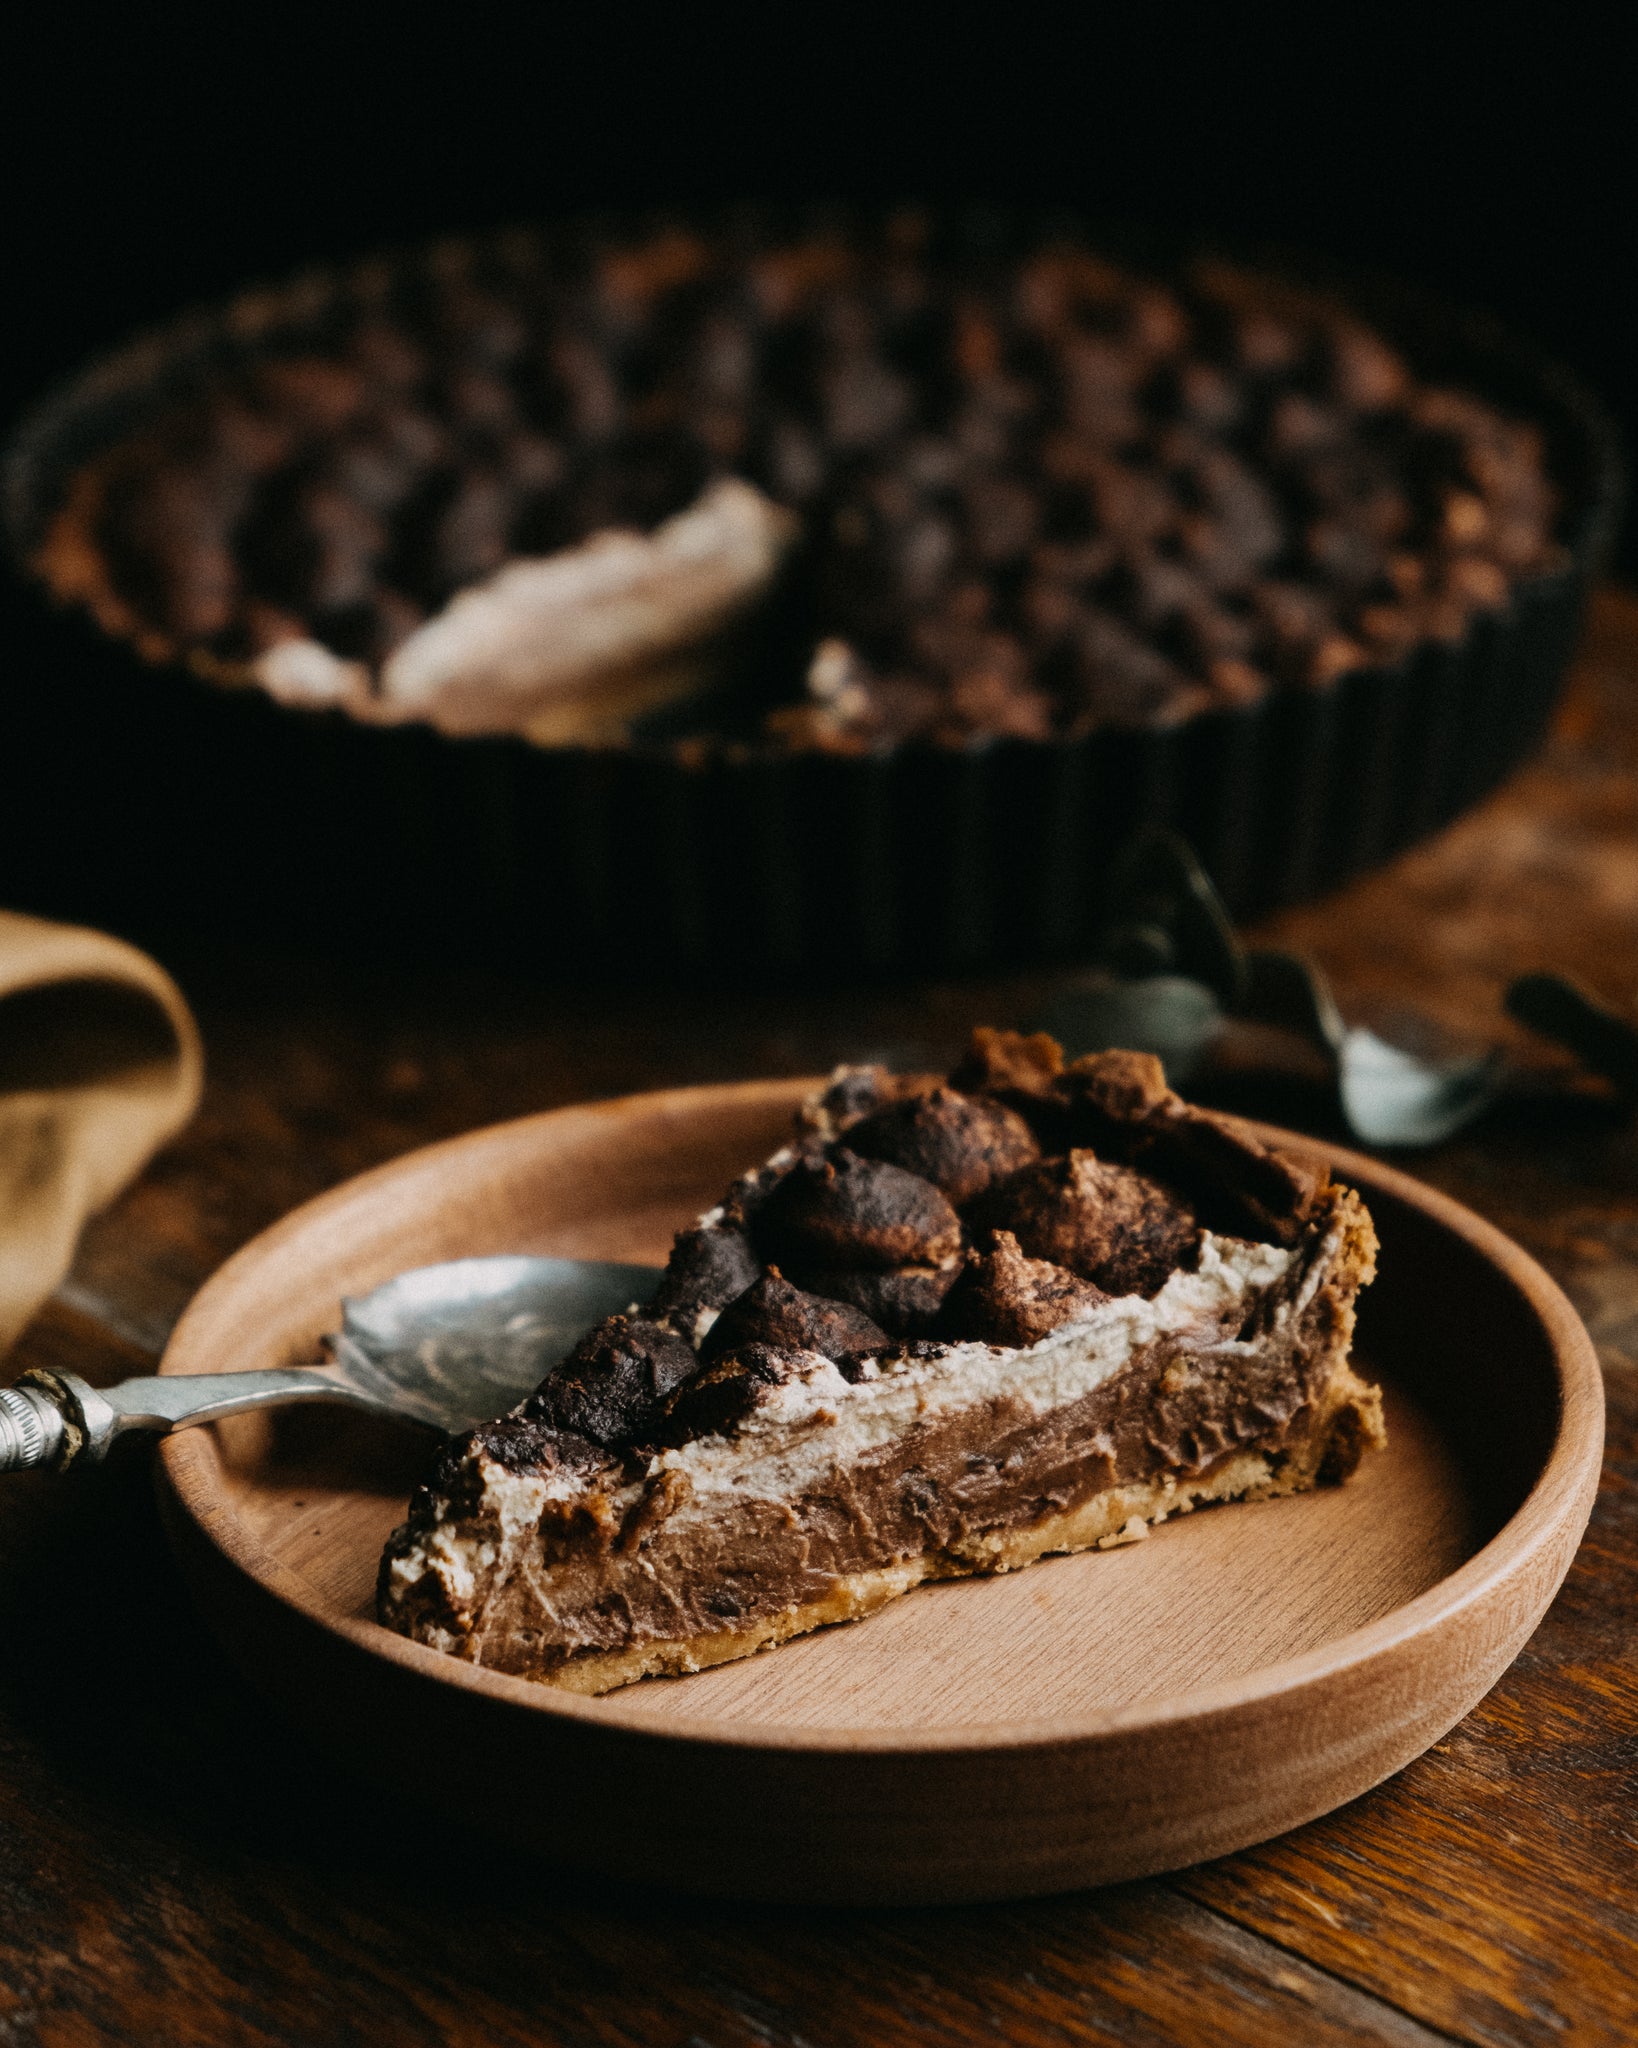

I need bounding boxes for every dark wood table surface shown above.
[5,592,1638,2047]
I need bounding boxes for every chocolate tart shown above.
[378,1031,1382,1692]
[4,216,1621,971]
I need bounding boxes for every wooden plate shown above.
[156,1081,1604,1906]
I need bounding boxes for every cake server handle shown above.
[0,1366,380,1473]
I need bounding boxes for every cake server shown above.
[0,1255,660,1473]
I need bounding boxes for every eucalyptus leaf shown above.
[1031,828,1506,1149]
[1029,973,1225,1084]
[1097,831,1248,1006]
[1337,1029,1500,1147]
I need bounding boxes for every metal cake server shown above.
[0,1255,661,1474]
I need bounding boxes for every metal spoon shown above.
[0,1255,660,1473]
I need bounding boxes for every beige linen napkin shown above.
[0,910,202,1356]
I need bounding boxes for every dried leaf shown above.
[1031,831,1504,1147]
[1506,973,1638,1095]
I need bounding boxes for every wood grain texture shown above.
[6,586,1638,2037]
[153,1090,1600,1905]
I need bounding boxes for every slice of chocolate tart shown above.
[378,1035,1383,1693]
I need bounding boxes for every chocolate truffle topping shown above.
[800,1065,941,1135]
[659,1342,831,1445]
[800,1262,961,1338]
[1142,1104,1325,1248]
[524,1314,699,1449]
[719,1140,826,1229]
[968,1149,1200,1299]
[420,1414,610,1517]
[949,1027,1064,1108]
[698,1270,889,1366]
[845,1085,1040,1205]
[648,1222,761,1321]
[1057,1047,1172,1131]
[1048,1045,1327,1246]
[937,1231,1112,1348]
[754,1149,963,1272]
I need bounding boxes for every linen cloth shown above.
[0,910,201,1355]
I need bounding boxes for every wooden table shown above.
[5,593,1638,2047]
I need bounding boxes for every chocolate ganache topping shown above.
[937,1230,1112,1347]
[415,1034,1327,1477]
[843,1084,1040,1204]
[965,1151,1201,1300]
[37,221,1564,753]
[756,1149,965,1272]
[696,1270,889,1370]
[521,1314,698,1449]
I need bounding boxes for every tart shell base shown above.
[0,550,1599,975]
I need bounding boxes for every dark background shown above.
[4,11,1635,574]
[1,10,1631,955]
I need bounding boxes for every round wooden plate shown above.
[156,1080,1603,1906]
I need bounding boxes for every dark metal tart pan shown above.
[1,225,1622,978]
